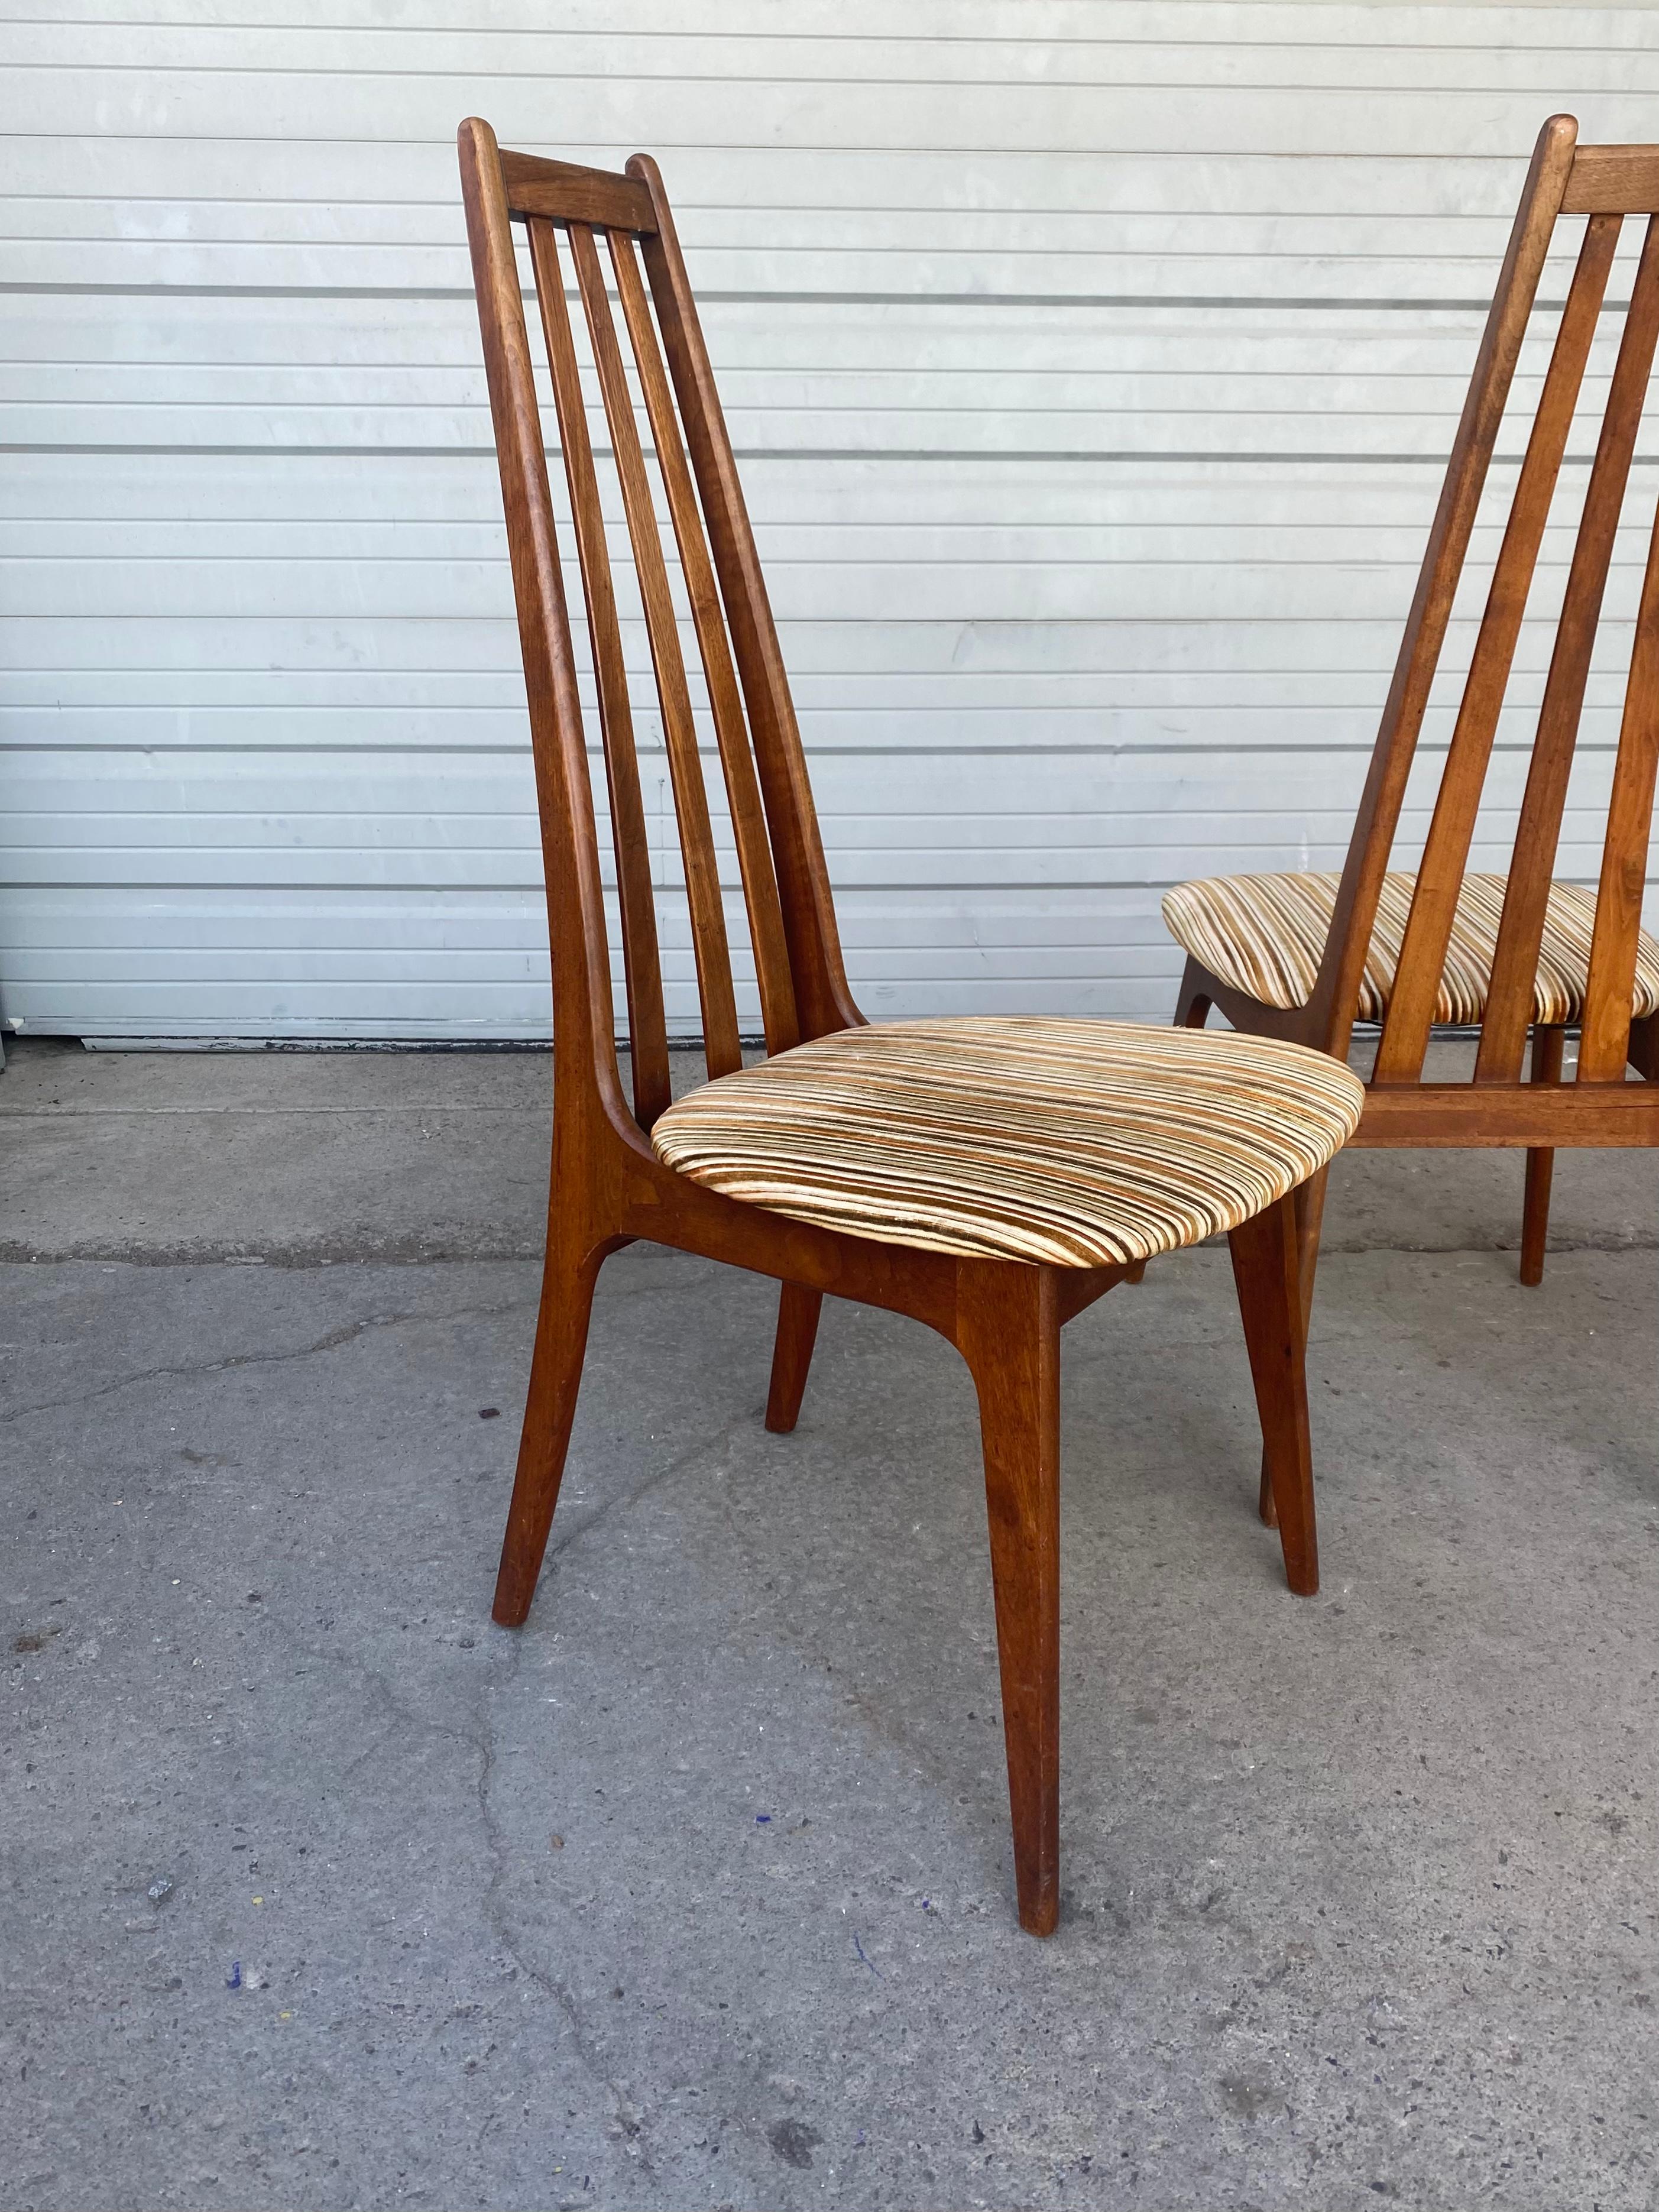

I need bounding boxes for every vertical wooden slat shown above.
[608,228,802,1059]
[1578,485,1659,1080]
[1307,113,1579,1061]
[1476,212,1659,1083]
[456,121,623,1122]
[1375,215,1619,1084]
[627,151,861,1043]
[567,221,744,1082]
[525,217,671,1129]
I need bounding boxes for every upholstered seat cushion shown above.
[650,1016,1363,1269]
[1162,869,1659,1028]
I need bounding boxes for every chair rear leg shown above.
[1521,1025,1565,1287]
[1229,1190,1318,1596]
[1520,1152,1556,1287]
[955,1259,1062,1937]
[764,1282,822,1433]
[493,1240,605,1627]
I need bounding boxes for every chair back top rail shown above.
[1562,146,1659,215]
[498,150,658,233]
[1317,116,1659,1092]
[458,119,857,1136]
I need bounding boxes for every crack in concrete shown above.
[701,1417,1001,1815]
[0,1297,536,1425]
[290,1628,652,2179]
[7,1228,1658,1273]
[442,1405,758,2192]
[544,1407,756,1567]
[473,1631,660,2191]
[0,1240,550,1269]
[289,1634,487,1780]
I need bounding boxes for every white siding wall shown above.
[3,0,1658,1040]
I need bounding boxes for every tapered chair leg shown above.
[1521,1025,1565,1287]
[955,1259,1062,1937]
[492,1239,605,1627]
[764,1281,822,1433]
[1256,1164,1328,1529]
[1229,1191,1318,1596]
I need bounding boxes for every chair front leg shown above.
[1255,1163,1329,1528]
[493,1235,610,1627]
[1228,1191,1319,1596]
[954,1258,1062,1936]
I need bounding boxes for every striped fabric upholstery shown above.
[1162,869,1659,1026]
[651,1017,1363,1268]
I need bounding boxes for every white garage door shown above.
[2,1,1656,1042]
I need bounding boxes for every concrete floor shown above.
[2,1034,1655,2210]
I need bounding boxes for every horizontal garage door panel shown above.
[3,1,1656,1040]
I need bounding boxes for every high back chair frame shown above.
[459,119,1339,1935]
[1175,115,1659,1308]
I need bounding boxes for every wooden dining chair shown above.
[1165,115,1659,1354]
[458,118,1363,1935]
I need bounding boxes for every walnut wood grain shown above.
[460,117,1337,1938]
[525,218,670,1129]
[1375,213,1618,1084]
[1353,1080,1657,1146]
[499,150,657,232]
[630,152,861,1043]
[1169,117,1659,1301]
[763,1282,821,1433]
[568,221,743,1080]
[1579,481,1659,1080]
[1308,114,1580,1067]
[1520,1025,1566,1285]
[1229,1194,1318,1596]
[957,1261,1062,1936]
[1562,145,1659,215]
[608,230,801,1058]
[1476,212,1659,1083]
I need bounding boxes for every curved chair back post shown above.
[457,119,627,1138]
[456,121,856,1145]
[628,154,861,1042]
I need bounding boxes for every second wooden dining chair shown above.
[458,119,1363,1934]
[1165,116,1659,1351]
